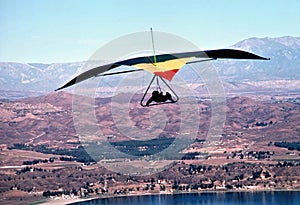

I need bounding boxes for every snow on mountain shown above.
[0,62,84,93]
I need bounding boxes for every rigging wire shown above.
[150,28,157,65]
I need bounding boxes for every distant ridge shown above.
[0,36,299,96]
[215,36,300,81]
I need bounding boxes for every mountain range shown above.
[0,36,299,97]
[216,36,300,80]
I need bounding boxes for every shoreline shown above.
[41,188,300,205]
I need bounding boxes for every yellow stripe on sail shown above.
[133,58,190,73]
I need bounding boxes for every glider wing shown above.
[55,49,269,91]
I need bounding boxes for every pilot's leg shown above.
[146,97,153,106]
[165,92,175,102]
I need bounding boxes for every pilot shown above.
[146,90,175,106]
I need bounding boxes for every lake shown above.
[73,191,300,205]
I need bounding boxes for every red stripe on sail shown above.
[154,69,179,81]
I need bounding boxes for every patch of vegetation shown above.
[181,152,208,160]
[10,137,193,162]
[10,144,95,163]
[23,159,50,165]
[274,141,300,151]
[110,137,175,157]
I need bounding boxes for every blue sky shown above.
[0,0,299,63]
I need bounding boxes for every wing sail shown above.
[203,49,270,60]
[55,49,269,91]
[133,57,191,81]
[55,63,119,91]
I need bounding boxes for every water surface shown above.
[74,191,300,205]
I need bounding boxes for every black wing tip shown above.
[204,49,270,61]
[259,57,270,60]
[55,85,67,91]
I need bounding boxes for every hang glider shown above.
[55,49,269,91]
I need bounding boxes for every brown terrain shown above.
[0,84,300,204]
